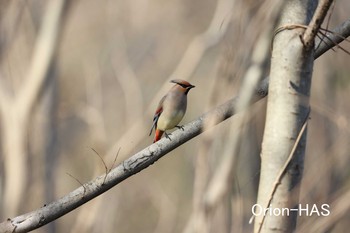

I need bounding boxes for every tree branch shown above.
[314,18,350,57]
[303,0,334,48]
[0,19,349,233]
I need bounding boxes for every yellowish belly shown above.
[157,110,185,131]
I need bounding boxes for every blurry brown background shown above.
[0,0,350,232]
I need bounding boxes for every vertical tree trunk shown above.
[254,0,317,232]
[0,0,67,217]
[2,109,28,217]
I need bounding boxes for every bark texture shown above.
[254,0,317,232]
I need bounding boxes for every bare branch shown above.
[274,21,350,56]
[315,0,336,52]
[315,18,350,57]
[303,0,334,48]
[317,30,350,55]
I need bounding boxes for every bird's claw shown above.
[165,132,172,141]
[175,125,184,131]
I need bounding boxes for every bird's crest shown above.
[171,79,195,89]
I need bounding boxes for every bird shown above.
[149,79,195,143]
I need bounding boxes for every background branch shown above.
[0,0,68,217]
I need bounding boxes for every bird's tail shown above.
[153,129,164,143]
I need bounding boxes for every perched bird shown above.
[149,79,195,143]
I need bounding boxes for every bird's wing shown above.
[149,95,166,136]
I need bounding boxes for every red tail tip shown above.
[153,130,164,143]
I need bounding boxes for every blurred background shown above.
[0,0,349,232]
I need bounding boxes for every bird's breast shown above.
[157,94,187,131]
[157,109,185,131]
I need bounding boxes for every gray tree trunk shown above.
[254,0,317,232]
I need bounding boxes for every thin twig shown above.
[90,147,109,185]
[274,23,350,55]
[275,23,350,44]
[109,147,121,173]
[315,18,350,57]
[317,30,350,55]
[319,27,350,43]
[66,173,86,195]
[91,148,108,174]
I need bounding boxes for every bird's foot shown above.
[175,125,185,131]
[164,132,172,141]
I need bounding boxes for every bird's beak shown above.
[189,85,195,89]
